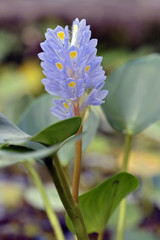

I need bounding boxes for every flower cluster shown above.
[38,18,108,120]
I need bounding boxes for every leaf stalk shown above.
[24,161,65,240]
[116,133,133,240]
[44,154,89,240]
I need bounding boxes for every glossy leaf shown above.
[0,112,81,146]
[58,109,99,165]
[30,117,82,146]
[102,54,160,135]
[0,145,56,168]
[0,134,83,168]
[18,94,99,165]
[66,172,139,233]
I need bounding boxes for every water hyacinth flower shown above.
[38,18,108,120]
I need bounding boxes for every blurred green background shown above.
[1,1,160,240]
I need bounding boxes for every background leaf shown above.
[24,183,64,212]
[108,203,141,229]
[66,172,139,234]
[142,121,160,142]
[18,94,59,135]
[0,112,31,145]
[102,54,160,135]
[111,229,158,240]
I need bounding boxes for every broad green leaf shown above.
[66,172,138,233]
[0,134,83,168]
[102,54,160,135]
[0,112,81,146]
[30,117,82,146]
[0,144,59,168]
[24,183,64,212]
[58,109,99,165]
[18,94,99,165]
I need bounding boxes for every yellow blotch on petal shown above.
[63,102,69,109]
[69,51,77,59]
[68,81,76,88]
[74,24,78,33]
[56,62,63,70]
[57,31,65,40]
[85,65,90,72]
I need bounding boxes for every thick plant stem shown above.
[44,156,89,240]
[54,153,88,234]
[72,125,82,203]
[24,161,65,240]
[54,154,73,204]
[116,134,133,240]
[54,153,89,235]
[54,153,88,236]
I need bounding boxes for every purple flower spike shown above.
[39,18,108,120]
[80,87,109,111]
[50,99,74,120]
